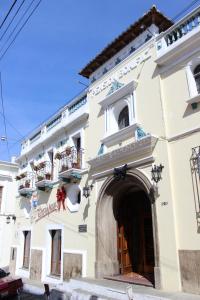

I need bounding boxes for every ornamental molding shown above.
[92,156,154,180]
[99,80,137,108]
[88,135,158,169]
[89,50,150,97]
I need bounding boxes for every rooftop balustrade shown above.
[20,96,88,156]
[156,6,200,63]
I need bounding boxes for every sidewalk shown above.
[22,277,200,300]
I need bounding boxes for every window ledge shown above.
[101,123,138,147]
[186,94,200,105]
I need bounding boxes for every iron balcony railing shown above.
[58,147,83,173]
[34,161,54,182]
[17,172,35,190]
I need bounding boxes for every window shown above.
[23,231,31,269]
[118,106,129,130]
[193,65,200,94]
[50,230,61,276]
[0,186,3,212]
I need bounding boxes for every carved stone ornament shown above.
[113,164,128,180]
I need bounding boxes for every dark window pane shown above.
[194,65,200,94]
[118,106,129,130]
[0,186,3,212]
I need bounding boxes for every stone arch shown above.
[95,169,161,288]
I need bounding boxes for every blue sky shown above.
[0,0,197,161]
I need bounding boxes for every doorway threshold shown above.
[104,272,154,287]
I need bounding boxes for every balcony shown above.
[16,172,35,196]
[57,147,84,181]
[34,161,54,191]
[156,6,200,65]
[20,94,88,157]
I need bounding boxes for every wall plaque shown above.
[78,224,87,233]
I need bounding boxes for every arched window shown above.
[118,106,129,130]
[193,65,200,94]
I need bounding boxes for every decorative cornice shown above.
[92,156,154,180]
[88,135,158,169]
[99,80,137,108]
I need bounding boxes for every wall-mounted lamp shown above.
[151,164,164,183]
[83,184,93,198]
[0,214,16,224]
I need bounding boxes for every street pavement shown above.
[9,292,44,299]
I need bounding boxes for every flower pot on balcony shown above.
[19,184,24,190]
[37,175,44,182]
[25,180,30,188]
[65,147,71,155]
[15,175,21,181]
[45,173,51,180]
[55,152,62,160]
[72,162,80,169]
[61,165,68,172]
[32,165,39,171]
[38,162,45,170]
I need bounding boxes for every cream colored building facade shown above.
[9,5,200,295]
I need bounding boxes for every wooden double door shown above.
[117,191,154,279]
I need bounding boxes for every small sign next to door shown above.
[78,224,87,233]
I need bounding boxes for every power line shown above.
[0,0,18,30]
[0,0,27,42]
[0,110,23,137]
[1,0,36,52]
[0,0,42,62]
[0,72,10,159]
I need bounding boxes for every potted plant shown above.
[25,180,30,188]
[65,146,71,155]
[32,164,39,171]
[54,152,62,160]
[19,184,24,190]
[45,173,51,180]
[20,172,26,179]
[37,175,44,182]
[38,162,45,170]
[61,165,68,172]
[15,175,21,181]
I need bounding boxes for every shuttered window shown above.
[50,230,61,276]
[23,231,31,269]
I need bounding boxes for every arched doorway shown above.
[95,170,159,287]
